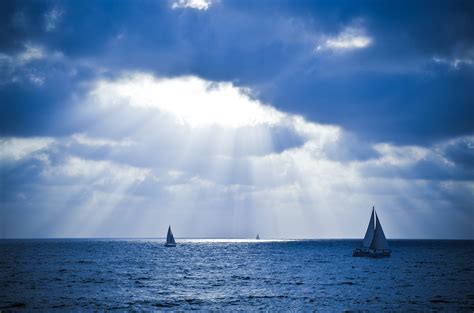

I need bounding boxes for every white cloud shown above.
[0,43,63,67]
[432,56,474,69]
[316,26,372,52]
[2,72,473,239]
[44,7,63,32]
[0,137,54,162]
[0,44,64,85]
[171,0,213,10]
[71,133,134,147]
[372,143,430,166]
[55,157,149,182]
[27,73,45,86]
[17,44,45,64]
[90,73,284,128]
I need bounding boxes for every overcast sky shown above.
[1,0,473,239]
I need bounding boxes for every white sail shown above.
[362,207,375,248]
[166,226,176,245]
[370,212,390,250]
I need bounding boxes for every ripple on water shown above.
[0,239,472,311]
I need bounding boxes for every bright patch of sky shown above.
[90,74,283,128]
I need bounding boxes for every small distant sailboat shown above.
[256,234,260,240]
[353,207,391,258]
[165,225,176,247]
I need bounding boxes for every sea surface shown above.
[0,239,473,311]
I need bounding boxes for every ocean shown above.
[1,239,473,311]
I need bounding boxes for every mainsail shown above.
[362,207,375,248]
[354,206,390,257]
[166,226,176,245]
[370,212,390,250]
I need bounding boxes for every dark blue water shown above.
[1,239,473,311]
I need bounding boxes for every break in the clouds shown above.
[1,73,473,239]
[91,74,283,128]
[0,0,473,239]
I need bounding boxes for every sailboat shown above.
[165,225,176,247]
[256,234,260,240]
[353,207,391,257]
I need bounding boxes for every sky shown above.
[0,0,473,239]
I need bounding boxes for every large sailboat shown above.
[353,207,391,257]
[165,225,176,247]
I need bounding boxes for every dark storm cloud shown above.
[1,0,473,144]
[1,0,474,171]
[265,64,474,145]
[0,75,84,136]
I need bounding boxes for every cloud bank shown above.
[0,0,473,239]
[1,73,472,239]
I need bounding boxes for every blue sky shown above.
[1,0,473,239]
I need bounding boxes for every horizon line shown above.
[0,237,472,241]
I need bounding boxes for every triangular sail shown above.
[362,207,375,248]
[166,226,176,245]
[370,212,390,250]
[256,234,260,240]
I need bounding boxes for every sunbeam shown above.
[2,72,473,239]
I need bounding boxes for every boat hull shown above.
[164,243,176,247]
[352,248,390,258]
